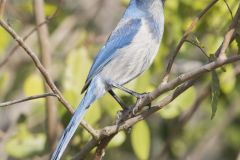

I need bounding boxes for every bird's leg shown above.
[110,82,147,99]
[109,89,128,111]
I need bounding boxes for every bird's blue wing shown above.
[81,18,142,92]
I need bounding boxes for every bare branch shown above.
[0,93,56,107]
[224,0,233,19]
[0,1,59,68]
[216,4,240,58]
[184,39,208,58]
[73,139,97,160]
[33,0,58,152]
[0,19,98,139]
[162,0,219,82]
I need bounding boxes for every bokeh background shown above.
[0,0,240,159]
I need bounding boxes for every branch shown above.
[0,2,59,68]
[162,0,219,82]
[0,93,56,107]
[100,53,239,136]
[73,139,97,160]
[77,3,240,158]
[0,19,99,139]
[216,3,240,58]
[0,19,73,112]
[94,134,116,160]
[33,0,58,152]
[0,20,50,68]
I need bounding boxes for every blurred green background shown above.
[0,0,240,160]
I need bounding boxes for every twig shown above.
[162,0,219,83]
[216,4,240,58]
[0,19,98,139]
[0,21,49,68]
[34,0,58,152]
[0,2,59,68]
[184,39,208,58]
[73,139,98,160]
[0,93,56,107]
[224,0,233,19]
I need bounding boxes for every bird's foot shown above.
[116,107,132,125]
[132,92,151,115]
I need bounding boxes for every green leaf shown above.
[211,71,220,119]
[131,121,150,160]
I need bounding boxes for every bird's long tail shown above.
[51,78,105,160]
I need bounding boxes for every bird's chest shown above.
[130,21,160,65]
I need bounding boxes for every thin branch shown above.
[216,3,240,58]
[0,19,98,139]
[162,0,219,83]
[0,93,56,107]
[224,0,233,19]
[184,39,208,58]
[0,2,59,68]
[33,0,58,152]
[73,138,97,160]
[0,21,49,68]
[0,19,73,112]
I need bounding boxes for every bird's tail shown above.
[51,77,105,160]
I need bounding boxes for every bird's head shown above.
[126,0,164,13]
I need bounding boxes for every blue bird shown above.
[51,0,165,159]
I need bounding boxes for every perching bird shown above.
[51,0,165,159]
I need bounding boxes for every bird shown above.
[51,0,165,159]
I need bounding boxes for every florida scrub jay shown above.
[52,0,165,159]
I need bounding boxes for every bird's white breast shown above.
[99,19,161,86]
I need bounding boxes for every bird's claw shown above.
[116,110,124,125]
[132,93,151,115]
[136,92,150,100]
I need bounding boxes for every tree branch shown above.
[162,0,219,82]
[0,19,99,139]
[33,0,58,152]
[0,93,56,107]
[76,3,240,158]
[0,1,59,68]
